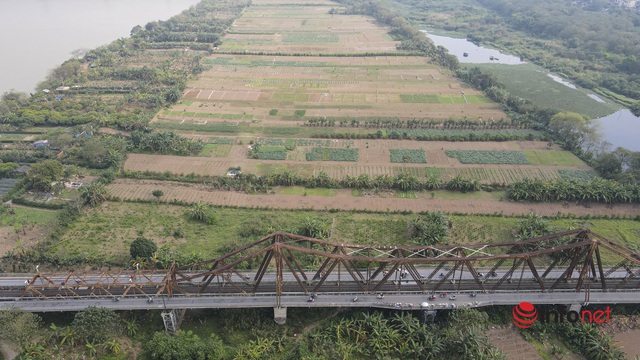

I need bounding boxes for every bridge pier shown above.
[569,304,582,313]
[274,307,287,324]
[421,310,437,324]
[162,309,186,333]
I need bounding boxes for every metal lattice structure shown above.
[20,229,640,301]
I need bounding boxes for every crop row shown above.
[390,149,427,164]
[445,150,530,165]
[208,137,235,144]
[306,148,359,162]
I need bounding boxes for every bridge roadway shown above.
[2,290,640,313]
[1,268,639,312]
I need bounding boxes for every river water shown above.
[423,31,640,151]
[0,0,201,95]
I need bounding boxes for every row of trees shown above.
[508,177,640,204]
[130,130,205,156]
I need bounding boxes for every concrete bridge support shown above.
[274,307,287,324]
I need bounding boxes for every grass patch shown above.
[53,202,640,264]
[396,191,418,199]
[0,207,59,227]
[427,190,506,201]
[275,187,337,196]
[282,33,339,43]
[198,144,233,157]
[557,169,597,181]
[390,149,427,163]
[306,148,358,162]
[400,94,440,103]
[446,150,530,165]
[473,62,620,118]
[522,150,586,166]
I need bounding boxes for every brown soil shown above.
[108,179,640,217]
[487,326,542,360]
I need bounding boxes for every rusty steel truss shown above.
[21,229,640,301]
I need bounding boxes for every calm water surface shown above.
[424,31,640,151]
[422,31,525,65]
[0,0,201,94]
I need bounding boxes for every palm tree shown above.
[80,182,109,207]
[103,338,122,354]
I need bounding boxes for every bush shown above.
[130,237,158,259]
[269,109,278,116]
[187,201,216,224]
[407,212,450,245]
[71,307,121,344]
[516,213,551,239]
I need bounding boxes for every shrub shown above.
[407,212,450,245]
[130,237,158,259]
[269,109,278,116]
[71,307,121,344]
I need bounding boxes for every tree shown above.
[71,307,121,344]
[593,153,622,179]
[130,237,157,260]
[548,112,597,151]
[80,182,109,207]
[25,159,64,192]
[516,213,551,239]
[152,189,164,201]
[0,310,43,347]
[407,212,449,245]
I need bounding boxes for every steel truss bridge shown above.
[3,229,640,326]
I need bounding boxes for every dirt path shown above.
[108,179,640,217]
[487,326,542,360]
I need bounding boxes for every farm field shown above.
[57,199,640,262]
[157,54,505,127]
[124,140,592,185]
[107,178,638,217]
[153,0,508,128]
[0,207,59,257]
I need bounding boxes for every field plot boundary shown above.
[108,179,640,217]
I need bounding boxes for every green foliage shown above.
[446,150,530,165]
[152,189,164,199]
[0,310,43,347]
[557,169,597,182]
[131,130,205,156]
[187,201,216,224]
[71,307,121,344]
[248,144,287,160]
[306,147,358,162]
[508,177,640,204]
[293,109,306,118]
[516,213,551,239]
[445,175,481,193]
[298,216,331,239]
[80,182,109,207]
[548,112,598,151]
[25,159,64,192]
[0,162,19,177]
[390,149,427,163]
[593,153,622,179]
[130,237,158,260]
[268,109,278,116]
[407,212,450,245]
[142,330,226,360]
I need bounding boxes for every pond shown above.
[424,31,640,152]
[422,31,525,65]
[596,110,640,152]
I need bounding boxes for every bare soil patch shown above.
[487,326,542,360]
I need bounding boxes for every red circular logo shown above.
[512,302,538,329]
